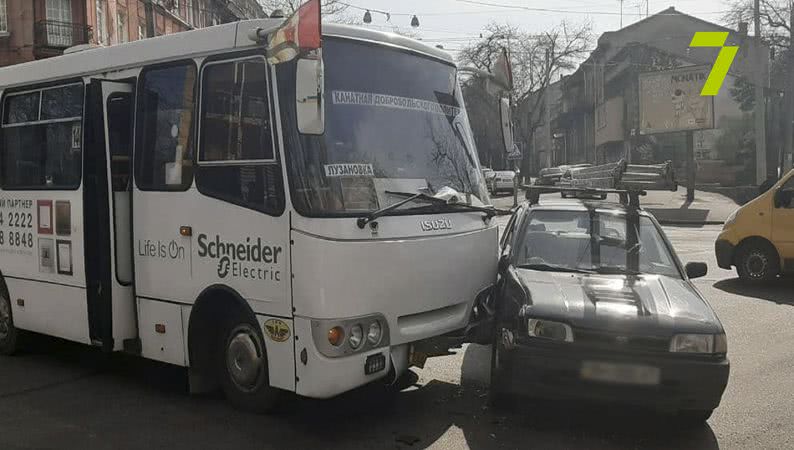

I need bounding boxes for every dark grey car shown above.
[490,198,729,425]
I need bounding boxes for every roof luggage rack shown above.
[539,159,677,192]
[524,185,647,208]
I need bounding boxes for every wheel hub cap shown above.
[746,252,767,277]
[226,329,263,391]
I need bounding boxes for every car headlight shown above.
[527,319,574,342]
[669,333,727,354]
[348,324,363,349]
[367,320,383,345]
[723,209,738,229]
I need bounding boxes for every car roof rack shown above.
[535,159,677,190]
[524,185,647,208]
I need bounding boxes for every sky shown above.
[325,0,736,60]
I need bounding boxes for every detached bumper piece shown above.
[715,239,735,270]
[365,353,387,375]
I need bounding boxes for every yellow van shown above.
[716,170,794,281]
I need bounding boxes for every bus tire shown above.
[0,289,19,356]
[735,240,779,282]
[216,315,280,413]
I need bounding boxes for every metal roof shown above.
[0,19,454,90]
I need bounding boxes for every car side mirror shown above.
[296,56,325,134]
[498,253,510,274]
[685,262,707,279]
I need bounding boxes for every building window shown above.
[0,0,7,34]
[197,57,284,214]
[1,84,85,189]
[96,0,107,44]
[135,63,197,191]
[45,0,74,46]
[117,8,128,43]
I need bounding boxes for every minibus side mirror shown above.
[685,262,708,279]
[296,56,325,135]
[774,189,792,208]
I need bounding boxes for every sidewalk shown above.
[642,187,744,225]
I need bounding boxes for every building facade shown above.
[523,7,772,186]
[0,0,265,67]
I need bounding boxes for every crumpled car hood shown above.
[512,269,723,336]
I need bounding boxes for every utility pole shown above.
[144,0,156,38]
[754,0,768,184]
[686,130,695,202]
[784,2,794,173]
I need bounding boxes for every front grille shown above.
[574,329,669,353]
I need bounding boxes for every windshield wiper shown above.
[356,190,510,228]
[356,191,449,229]
[516,263,596,274]
[403,200,510,219]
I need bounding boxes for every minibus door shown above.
[84,80,136,351]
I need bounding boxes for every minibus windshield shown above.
[286,38,490,217]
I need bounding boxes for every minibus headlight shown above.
[348,324,364,349]
[367,320,383,345]
[328,326,344,347]
[312,315,389,358]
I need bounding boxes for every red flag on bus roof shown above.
[266,0,321,64]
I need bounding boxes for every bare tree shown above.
[257,0,351,20]
[458,21,592,174]
[722,0,791,52]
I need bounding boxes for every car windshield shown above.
[284,38,490,217]
[512,209,681,278]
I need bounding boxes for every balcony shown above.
[34,20,92,55]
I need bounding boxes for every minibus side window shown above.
[196,57,284,215]
[1,83,84,189]
[135,63,196,191]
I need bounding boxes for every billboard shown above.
[639,66,715,134]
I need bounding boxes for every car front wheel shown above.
[735,241,779,282]
[489,330,511,408]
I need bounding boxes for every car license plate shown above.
[580,361,660,385]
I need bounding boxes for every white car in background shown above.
[489,170,516,194]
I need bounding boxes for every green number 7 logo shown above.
[690,31,738,96]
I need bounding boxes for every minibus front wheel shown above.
[216,314,280,413]
[736,240,779,282]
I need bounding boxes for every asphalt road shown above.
[1,198,792,449]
